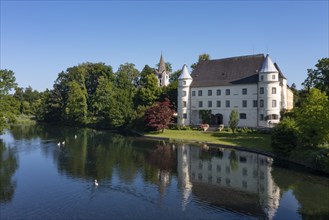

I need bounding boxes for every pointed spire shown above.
[158,53,166,73]
[179,64,192,80]
[260,54,278,73]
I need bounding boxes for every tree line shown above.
[0,62,181,133]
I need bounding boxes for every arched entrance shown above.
[210,114,223,126]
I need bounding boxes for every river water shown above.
[0,125,328,220]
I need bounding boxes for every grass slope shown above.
[145,130,272,152]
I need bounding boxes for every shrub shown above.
[271,118,299,157]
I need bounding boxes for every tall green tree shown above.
[295,88,329,147]
[229,109,239,134]
[65,81,88,125]
[191,53,210,70]
[302,58,329,96]
[0,69,17,95]
[93,76,124,128]
[135,65,160,107]
[0,69,19,133]
[115,63,139,127]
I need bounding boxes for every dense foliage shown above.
[271,117,299,157]
[295,88,329,147]
[144,98,174,133]
[302,58,329,96]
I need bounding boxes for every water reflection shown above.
[0,140,18,203]
[1,125,328,220]
[177,144,280,219]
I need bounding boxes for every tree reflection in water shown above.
[0,140,18,203]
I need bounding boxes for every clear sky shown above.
[1,1,328,92]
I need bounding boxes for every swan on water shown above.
[94,179,99,186]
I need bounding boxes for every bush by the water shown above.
[271,118,299,157]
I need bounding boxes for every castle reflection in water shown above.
[175,144,280,219]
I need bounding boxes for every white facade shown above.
[177,54,293,128]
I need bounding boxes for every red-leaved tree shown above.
[144,98,174,133]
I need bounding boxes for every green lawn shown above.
[145,129,272,152]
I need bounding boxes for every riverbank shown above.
[145,129,329,175]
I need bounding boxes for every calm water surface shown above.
[0,125,328,220]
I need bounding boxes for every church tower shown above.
[258,54,281,127]
[155,54,170,87]
[177,64,192,126]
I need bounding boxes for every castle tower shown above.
[258,55,282,127]
[155,54,170,87]
[177,64,192,126]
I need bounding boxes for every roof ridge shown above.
[202,54,264,62]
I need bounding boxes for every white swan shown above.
[74,135,77,139]
[94,179,99,186]
[62,141,65,145]
[57,142,60,147]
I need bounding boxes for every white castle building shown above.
[177,54,294,127]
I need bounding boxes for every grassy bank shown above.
[145,129,272,152]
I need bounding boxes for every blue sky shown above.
[1,1,328,91]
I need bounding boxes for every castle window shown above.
[183,101,187,108]
[225,100,230,108]
[253,100,258,107]
[240,113,247,119]
[242,100,247,108]
[208,101,212,108]
[217,101,221,107]
[208,90,212,96]
[260,75,264,81]
[199,101,203,108]
[183,81,186,85]
[192,91,196,96]
[242,88,247,95]
[260,99,264,108]
[272,100,277,108]
[198,90,202,96]
[226,89,230,95]
[226,178,231,186]
[183,113,187,119]
[272,75,276,80]
[182,90,187,97]
[242,168,248,177]
[216,89,221,96]
[260,114,264,120]
[272,87,277,94]
[260,87,264,94]
[272,114,279,120]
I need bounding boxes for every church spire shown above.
[158,53,167,73]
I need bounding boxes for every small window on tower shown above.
[183,114,187,119]
[260,100,264,108]
[260,87,264,94]
[272,75,275,80]
[182,91,187,97]
[183,81,186,85]
[183,101,187,108]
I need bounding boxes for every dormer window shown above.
[260,75,264,81]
